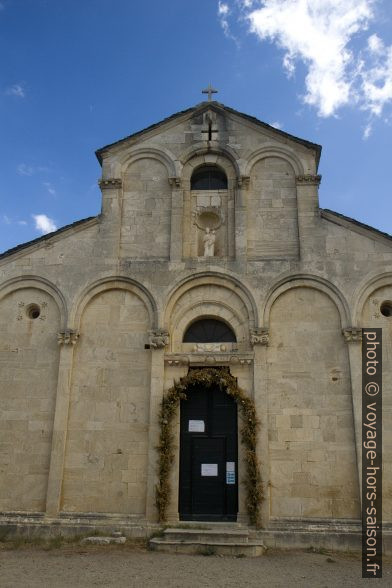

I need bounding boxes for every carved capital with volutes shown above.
[58,329,79,346]
[169,177,181,188]
[250,328,269,346]
[296,174,322,186]
[342,328,362,343]
[149,329,170,349]
[237,176,250,189]
[98,178,122,190]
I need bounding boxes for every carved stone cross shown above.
[202,84,218,102]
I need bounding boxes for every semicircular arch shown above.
[71,276,158,330]
[0,275,67,326]
[262,274,351,328]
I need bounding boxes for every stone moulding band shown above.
[164,353,253,366]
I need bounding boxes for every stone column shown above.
[251,328,270,528]
[45,330,79,517]
[169,178,183,262]
[145,331,169,522]
[234,176,249,262]
[98,178,123,263]
[296,175,321,261]
[343,327,363,505]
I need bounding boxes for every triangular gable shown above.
[95,101,322,166]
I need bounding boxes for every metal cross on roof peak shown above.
[202,84,218,102]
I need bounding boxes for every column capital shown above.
[237,176,250,189]
[250,327,269,346]
[296,174,322,186]
[169,177,182,188]
[98,178,122,189]
[342,327,362,343]
[149,329,170,349]
[57,329,79,346]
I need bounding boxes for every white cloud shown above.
[32,214,57,234]
[17,163,34,176]
[43,181,56,196]
[360,35,392,116]
[5,83,25,98]
[218,1,239,45]
[17,163,50,176]
[270,120,283,129]
[2,214,11,224]
[224,0,392,121]
[17,220,27,226]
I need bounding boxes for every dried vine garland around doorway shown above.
[155,367,263,526]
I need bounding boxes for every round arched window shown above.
[191,166,227,190]
[183,318,236,343]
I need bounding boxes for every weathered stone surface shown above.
[0,100,391,534]
[81,536,126,545]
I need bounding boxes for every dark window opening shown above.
[183,319,236,343]
[191,166,228,190]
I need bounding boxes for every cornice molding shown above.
[98,178,122,189]
[296,174,321,186]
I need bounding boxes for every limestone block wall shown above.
[0,287,60,511]
[62,288,151,514]
[361,284,392,521]
[247,157,299,259]
[121,158,171,259]
[267,287,360,519]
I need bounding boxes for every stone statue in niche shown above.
[203,228,216,257]
[193,208,222,258]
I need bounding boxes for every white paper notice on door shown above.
[201,463,218,477]
[188,420,205,432]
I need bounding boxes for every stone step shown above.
[149,537,265,557]
[162,527,250,544]
[149,527,265,557]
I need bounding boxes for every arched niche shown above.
[181,153,237,259]
[262,275,351,329]
[71,277,157,330]
[62,282,153,516]
[246,154,299,259]
[267,285,360,520]
[0,280,62,512]
[121,153,172,259]
[358,276,392,521]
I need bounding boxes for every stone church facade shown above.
[0,99,391,543]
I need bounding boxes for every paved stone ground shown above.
[0,544,391,587]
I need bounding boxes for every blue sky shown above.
[1,0,392,253]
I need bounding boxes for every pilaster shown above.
[343,327,363,506]
[234,176,249,262]
[169,178,183,262]
[98,177,123,262]
[145,338,168,522]
[45,330,79,516]
[296,174,321,261]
